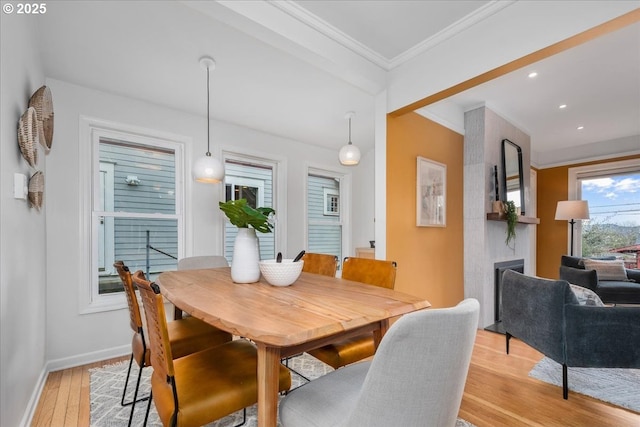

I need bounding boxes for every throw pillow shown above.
[569,283,605,306]
[559,266,598,292]
[582,259,629,281]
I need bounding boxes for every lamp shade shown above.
[555,200,590,220]
[193,154,224,183]
[339,143,361,165]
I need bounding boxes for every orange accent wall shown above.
[387,112,464,308]
[537,154,640,279]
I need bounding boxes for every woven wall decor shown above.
[18,107,38,168]
[28,85,54,152]
[28,171,44,210]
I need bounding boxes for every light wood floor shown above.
[31,330,639,426]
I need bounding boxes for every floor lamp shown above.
[555,200,590,256]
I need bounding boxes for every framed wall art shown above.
[416,156,446,227]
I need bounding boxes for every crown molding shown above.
[269,0,389,69]
[389,1,517,68]
[271,0,516,71]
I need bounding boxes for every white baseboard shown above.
[19,367,48,427]
[20,344,130,427]
[46,344,130,372]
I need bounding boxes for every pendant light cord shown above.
[348,116,352,145]
[205,64,211,157]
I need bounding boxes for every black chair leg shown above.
[505,332,512,354]
[232,408,247,427]
[127,359,147,427]
[121,354,135,406]
[562,364,568,399]
[121,354,150,407]
[283,355,311,384]
[144,391,153,427]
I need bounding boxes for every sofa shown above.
[559,255,640,304]
[501,269,640,399]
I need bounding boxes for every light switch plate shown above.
[14,173,27,199]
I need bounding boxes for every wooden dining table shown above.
[156,267,430,427]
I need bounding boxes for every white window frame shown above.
[79,117,186,314]
[305,165,352,265]
[568,158,640,256]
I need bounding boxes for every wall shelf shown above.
[486,212,540,224]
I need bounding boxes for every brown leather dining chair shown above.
[301,252,339,277]
[131,270,292,427]
[114,262,232,427]
[307,257,397,369]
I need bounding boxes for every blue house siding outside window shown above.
[98,139,178,293]
[308,173,342,267]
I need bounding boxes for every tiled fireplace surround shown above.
[463,106,537,328]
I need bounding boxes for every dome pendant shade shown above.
[193,153,224,183]
[339,143,361,165]
[194,56,224,183]
[339,111,360,166]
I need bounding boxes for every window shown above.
[323,188,340,216]
[223,157,277,262]
[569,159,640,265]
[307,169,347,267]
[81,118,184,313]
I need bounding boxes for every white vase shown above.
[231,228,261,283]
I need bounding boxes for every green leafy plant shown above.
[504,200,517,246]
[219,199,275,233]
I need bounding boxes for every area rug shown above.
[91,353,475,426]
[529,357,640,413]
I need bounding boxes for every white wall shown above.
[0,13,48,427]
[44,78,373,364]
[351,148,375,252]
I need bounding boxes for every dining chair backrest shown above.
[177,255,228,270]
[280,299,480,427]
[301,253,339,277]
[132,270,175,381]
[114,261,143,334]
[341,257,397,289]
[346,299,479,426]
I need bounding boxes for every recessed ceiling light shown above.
[577,126,584,130]
[559,104,567,109]
[528,72,538,78]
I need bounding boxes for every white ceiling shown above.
[34,1,639,163]
[419,20,640,159]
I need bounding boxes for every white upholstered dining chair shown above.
[177,255,229,271]
[279,298,480,427]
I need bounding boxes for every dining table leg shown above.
[256,342,281,427]
[373,319,390,349]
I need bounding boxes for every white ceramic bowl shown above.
[259,259,304,286]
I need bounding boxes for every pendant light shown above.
[338,111,360,166]
[193,56,224,183]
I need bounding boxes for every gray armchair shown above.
[279,299,479,427]
[502,269,640,399]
